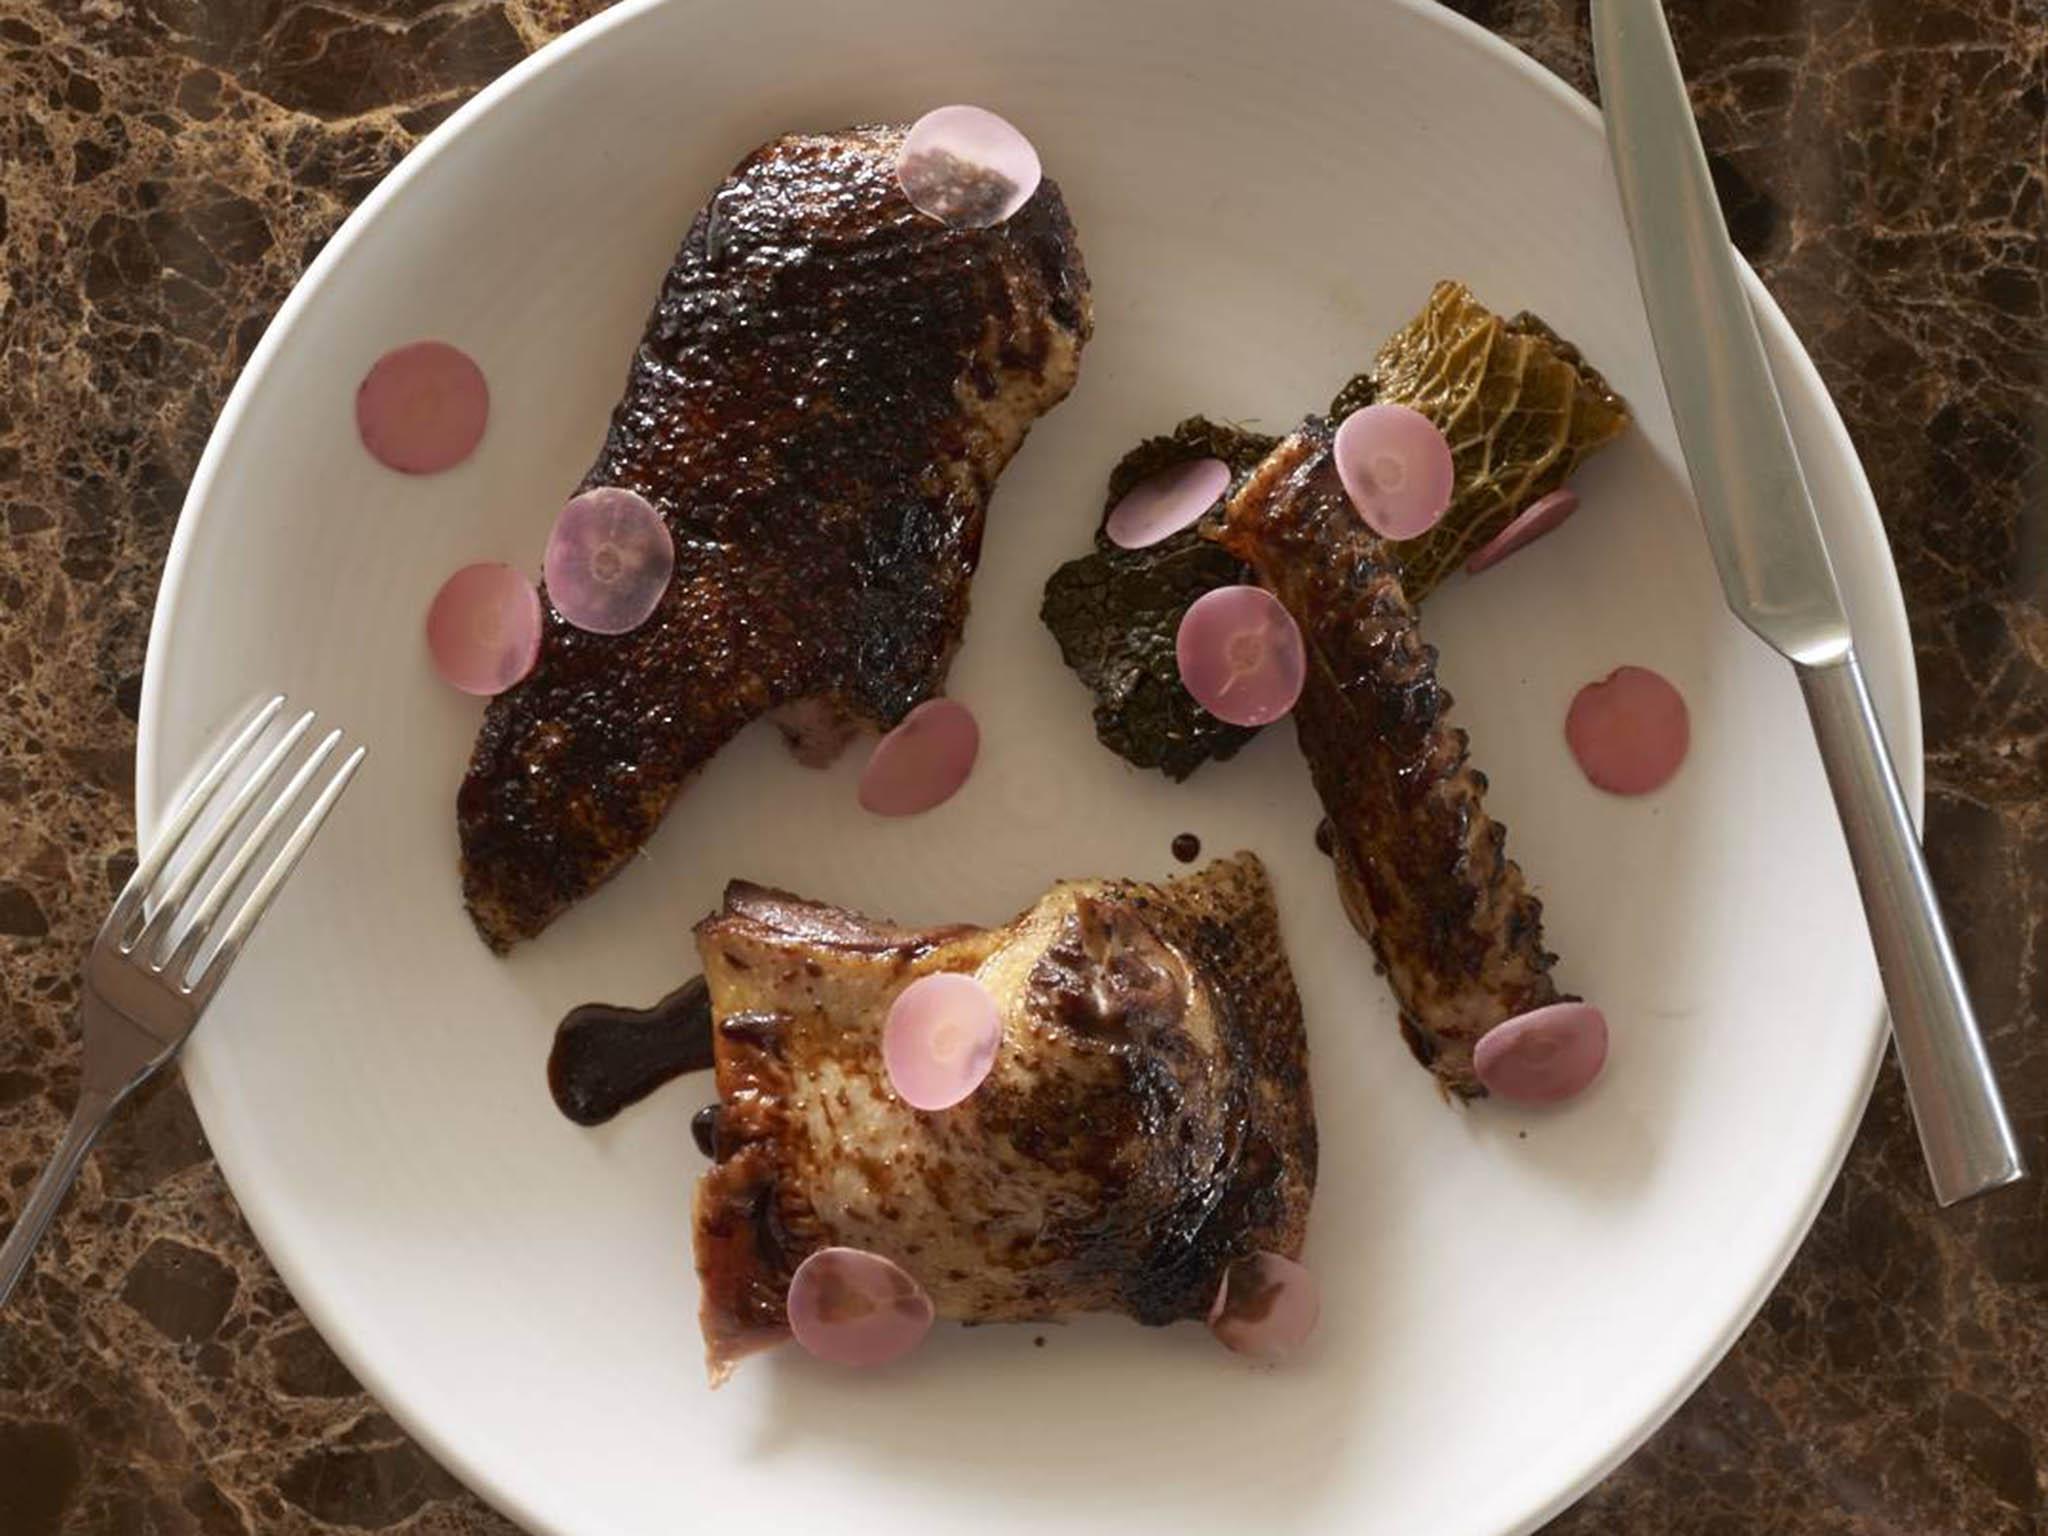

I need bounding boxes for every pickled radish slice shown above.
[897,105,1042,228]
[1473,1002,1609,1103]
[356,340,488,474]
[1566,665,1690,795]
[1465,487,1581,575]
[425,563,541,696]
[858,699,980,816]
[884,972,1003,1111]
[1333,403,1455,539]
[1105,458,1233,550]
[1208,1253,1319,1362]
[786,1248,935,1368]
[1176,585,1306,727]
[543,487,675,635]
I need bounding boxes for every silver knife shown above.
[1590,0,2023,1204]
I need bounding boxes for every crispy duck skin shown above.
[458,127,1091,950]
[1216,424,1560,1098]
[690,855,1316,1383]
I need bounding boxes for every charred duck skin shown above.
[1217,425,1561,1098]
[690,855,1315,1382]
[458,127,1091,950]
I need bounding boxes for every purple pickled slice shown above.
[858,699,980,816]
[426,563,541,696]
[1208,1252,1319,1362]
[1176,585,1306,727]
[1566,666,1690,795]
[1465,488,1581,575]
[897,105,1042,228]
[883,972,1002,1112]
[357,340,489,475]
[1105,458,1232,550]
[786,1248,935,1368]
[1333,403,1454,540]
[1473,1002,1609,1103]
[543,487,675,635]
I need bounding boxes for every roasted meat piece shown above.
[690,855,1316,1383]
[1217,424,1562,1097]
[459,127,1091,950]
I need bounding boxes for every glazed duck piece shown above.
[458,126,1092,950]
[690,855,1316,1383]
[1216,424,1561,1098]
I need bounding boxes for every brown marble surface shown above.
[1,0,2042,1531]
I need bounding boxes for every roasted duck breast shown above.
[459,126,1091,950]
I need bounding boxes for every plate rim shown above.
[136,1,1918,1532]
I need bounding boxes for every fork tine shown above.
[160,727,344,981]
[186,744,365,1001]
[130,709,317,959]
[111,695,286,930]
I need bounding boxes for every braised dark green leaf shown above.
[1040,418,1278,780]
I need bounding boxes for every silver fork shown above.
[0,696,365,1306]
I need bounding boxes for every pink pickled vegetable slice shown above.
[786,1247,936,1368]
[1104,458,1233,550]
[1473,1001,1609,1104]
[1333,403,1455,539]
[858,699,980,816]
[425,563,542,696]
[356,341,489,475]
[1176,585,1306,727]
[1465,487,1581,575]
[897,105,1042,228]
[1566,665,1690,795]
[1208,1252,1319,1363]
[883,972,1003,1111]
[543,487,675,635]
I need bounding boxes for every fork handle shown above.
[1798,652,2025,1205]
[0,1085,120,1307]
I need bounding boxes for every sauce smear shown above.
[548,977,714,1126]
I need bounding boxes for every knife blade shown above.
[1591,0,2023,1204]
[1591,1,1846,664]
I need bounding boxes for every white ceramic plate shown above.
[139,2,1916,1533]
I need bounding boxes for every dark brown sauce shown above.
[548,977,714,1126]
[691,1103,723,1159]
[1170,832,1201,863]
[1314,819,1335,857]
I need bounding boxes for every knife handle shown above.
[1797,652,2024,1204]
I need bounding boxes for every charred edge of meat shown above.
[1090,857,1316,1316]
[716,879,976,957]
[1217,427,1560,1099]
